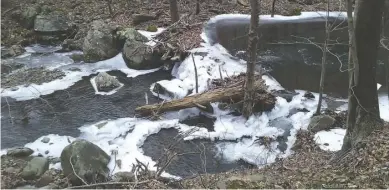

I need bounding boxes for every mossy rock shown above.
[288,8,302,16]
[146,25,158,32]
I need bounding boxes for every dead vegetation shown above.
[179,124,389,189]
[1,0,345,48]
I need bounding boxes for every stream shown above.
[1,12,388,178]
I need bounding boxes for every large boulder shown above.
[122,38,162,70]
[60,139,110,185]
[6,147,33,157]
[21,157,49,180]
[83,20,120,63]
[21,6,41,29]
[308,115,336,133]
[34,14,72,34]
[116,27,148,48]
[94,72,121,92]
[1,45,26,59]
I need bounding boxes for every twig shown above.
[70,155,88,185]
[191,54,199,93]
[193,102,207,109]
[5,97,14,126]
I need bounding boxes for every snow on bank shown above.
[19,118,184,178]
[1,28,164,101]
[207,11,347,24]
[11,89,321,174]
[314,129,346,151]
[335,93,389,122]
[1,53,159,101]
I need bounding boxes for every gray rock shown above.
[69,53,84,62]
[4,167,18,174]
[21,6,41,29]
[116,27,148,47]
[113,171,135,182]
[303,91,315,99]
[62,39,83,52]
[60,139,110,185]
[49,157,61,164]
[7,147,34,157]
[1,45,26,59]
[122,39,162,70]
[1,67,65,88]
[308,115,336,133]
[21,157,49,180]
[1,59,25,75]
[67,67,82,72]
[34,14,71,34]
[83,20,120,62]
[94,72,121,92]
[41,137,50,143]
[272,90,298,102]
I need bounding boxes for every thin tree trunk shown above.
[383,0,389,102]
[169,0,179,23]
[105,0,113,18]
[316,0,330,115]
[341,0,384,153]
[196,0,200,15]
[242,0,260,118]
[271,0,276,17]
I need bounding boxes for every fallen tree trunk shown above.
[135,80,276,116]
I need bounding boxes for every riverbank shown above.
[1,0,344,49]
[179,124,389,189]
[4,0,389,189]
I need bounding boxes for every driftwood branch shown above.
[135,80,275,116]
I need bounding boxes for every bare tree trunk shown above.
[196,0,200,15]
[316,0,330,115]
[271,0,276,17]
[169,0,179,23]
[341,0,384,153]
[242,0,260,118]
[105,0,114,18]
[382,0,389,102]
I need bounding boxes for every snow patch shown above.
[207,12,347,23]
[22,118,183,178]
[138,28,165,46]
[1,53,160,101]
[314,128,346,151]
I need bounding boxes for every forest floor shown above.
[179,124,389,189]
[1,0,345,49]
[4,0,388,189]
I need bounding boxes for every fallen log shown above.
[135,80,276,116]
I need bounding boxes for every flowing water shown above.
[1,12,388,178]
